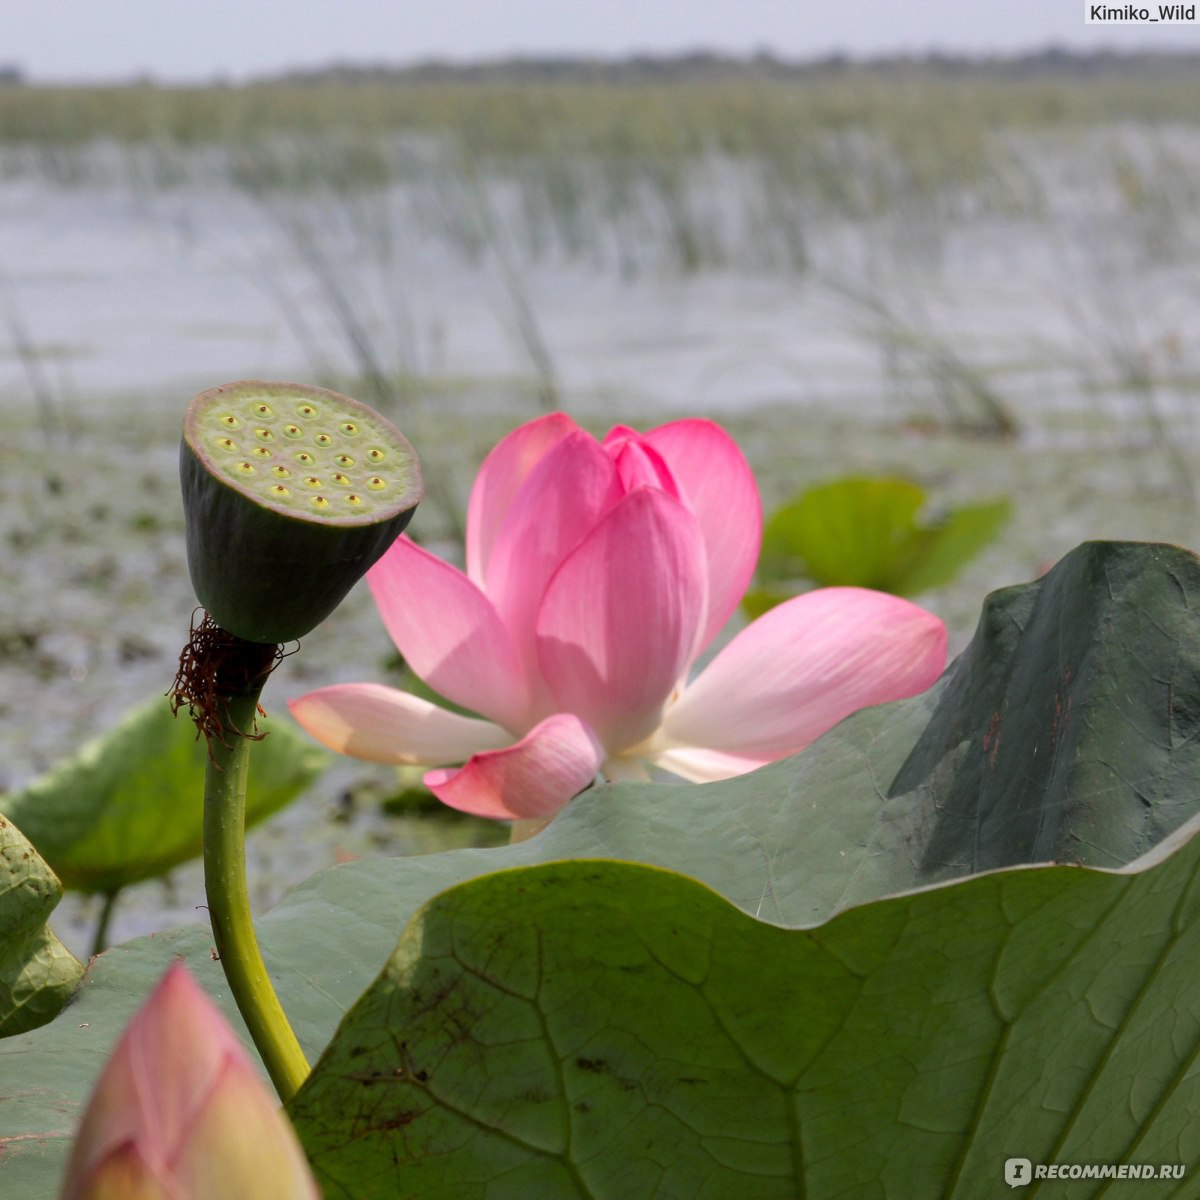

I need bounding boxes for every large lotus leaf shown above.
[287,841,1200,1199]
[7,824,1198,1196]
[2,540,1200,1192]
[0,695,330,893]
[0,816,83,1038]
[886,538,1200,879]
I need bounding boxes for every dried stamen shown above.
[169,610,295,748]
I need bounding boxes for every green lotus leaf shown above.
[0,816,83,1039]
[0,694,329,893]
[288,843,1200,1197]
[754,475,1010,601]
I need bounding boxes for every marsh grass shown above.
[5,68,1197,240]
[822,275,1020,438]
[0,284,70,446]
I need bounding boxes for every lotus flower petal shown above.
[603,426,683,497]
[68,1144,172,1200]
[536,487,707,749]
[63,965,236,1188]
[647,745,772,784]
[466,411,578,585]
[170,1060,322,1198]
[662,586,947,758]
[643,419,762,650]
[288,682,511,765]
[61,962,318,1200]
[483,430,624,704]
[367,535,530,728]
[425,713,604,819]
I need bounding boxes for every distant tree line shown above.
[2,49,1195,92]
[260,48,1200,88]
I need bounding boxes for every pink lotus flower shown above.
[61,962,319,1200]
[290,413,947,820]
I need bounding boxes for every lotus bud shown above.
[60,961,320,1200]
[181,380,422,644]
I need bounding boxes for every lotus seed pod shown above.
[181,381,422,644]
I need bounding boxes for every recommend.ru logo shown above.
[1005,1158,1186,1186]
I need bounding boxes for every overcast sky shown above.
[9,0,1200,84]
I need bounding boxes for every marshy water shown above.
[2,68,1199,955]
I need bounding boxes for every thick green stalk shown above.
[203,671,309,1103]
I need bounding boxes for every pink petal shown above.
[465,412,579,585]
[602,427,682,497]
[71,962,237,1175]
[536,487,707,750]
[171,1058,320,1199]
[662,587,947,758]
[367,536,530,729]
[425,714,603,819]
[68,1141,173,1200]
[288,683,511,765]
[643,419,762,652]
[62,964,318,1200]
[483,430,624,706]
[647,746,771,783]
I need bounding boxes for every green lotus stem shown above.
[202,655,309,1103]
[90,887,122,958]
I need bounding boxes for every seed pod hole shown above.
[314,433,333,447]
[283,424,303,439]
[295,452,315,465]
[296,403,318,418]
[339,422,359,436]
[254,403,274,417]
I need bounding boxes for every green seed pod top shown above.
[181,381,422,644]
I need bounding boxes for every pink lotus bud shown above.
[60,961,319,1200]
